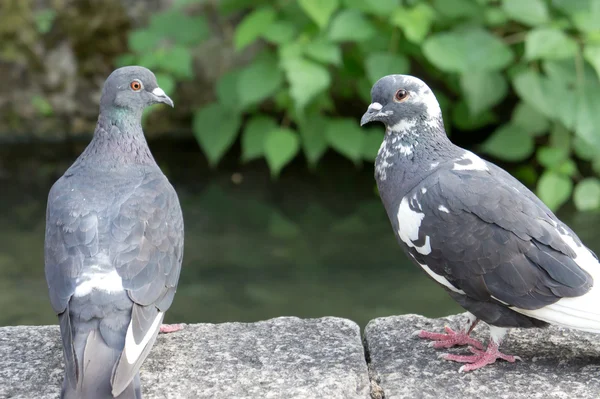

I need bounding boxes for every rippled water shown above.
[2,140,598,328]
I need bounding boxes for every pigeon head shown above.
[360,74,442,130]
[99,66,174,114]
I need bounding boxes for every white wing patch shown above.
[124,311,164,364]
[453,151,489,171]
[511,225,600,333]
[74,266,124,297]
[397,196,431,255]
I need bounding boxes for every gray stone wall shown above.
[2,314,600,398]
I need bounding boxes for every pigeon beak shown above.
[151,87,174,108]
[360,102,383,126]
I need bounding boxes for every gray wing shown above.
[45,176,99,389]
[110,173,184,394]
[402,166,592,312]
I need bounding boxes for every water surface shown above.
[1,140,597,328]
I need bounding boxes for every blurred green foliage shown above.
[121,0,600,211]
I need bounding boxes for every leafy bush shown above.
[123,0,600,211]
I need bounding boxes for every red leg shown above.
[160,324,184,334]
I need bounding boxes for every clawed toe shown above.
[416,325,484,350]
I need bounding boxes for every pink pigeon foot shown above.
[160,323,184,334]
[416,325,484,350]
[440,341,522,372]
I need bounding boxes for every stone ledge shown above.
[365,313,600,399]
[0,317,370,399]
[4,314,600,399]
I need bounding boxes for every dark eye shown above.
[130,80,142,91]
[394,89,409,102]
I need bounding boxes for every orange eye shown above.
[130,81,142,91]
[394,89,409,102]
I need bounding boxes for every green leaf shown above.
[544,59,598,88]
[326,119,364,163]
[128,29,163,53]
[481,124,534,161]
[390,3,436,43]
[154,73,176,96]
[525,28,578,61]
[502,0,549,26]
[573,136,596,161]
[342,0,399,16]
[242,115,278,162]
[237,56,284,110]
[262,21,297,45]
[282,57,331,110]
[554,0,600,33]
[234,7,276,50]
[537,171,573,211]
[193,103,241,167]
[137,45,194,79]
[299,0,339,28]
[363,128,384,161]
[549,123,571,150]
[574,178,600,211]
[584,45,600,81]
[460,71,508,116]
[298,115,329,166]
[557,159,578,177]
[536,146,569,169]
[576,83,600,150]
[328,10,377,42]
[511,102,550,136]
[485,8,509,26]
[149,10,210,45]
[35,9,57,34]
[452,101,497,131]
[364,53,410,84]
[433,0,482,19]
[513,70,551,116]
[31,95,53,116]
[115,54,136,67]
[423,28,513,72]
[304,40,342,65]
[216,69,242,111]
[264,128,300,177]
[156,45,195,79]
[512,69,575,129]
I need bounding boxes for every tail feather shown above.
[61,328,141,399]
[512,238,600,333]
[58,310,78,393]
[111,307,163,397]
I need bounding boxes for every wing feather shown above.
[405,167,592,311]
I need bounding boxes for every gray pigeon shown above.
[361,74,600,372]
[45,66,183,398]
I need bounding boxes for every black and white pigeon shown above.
[45,66,184,398]
[360,74,599,372]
